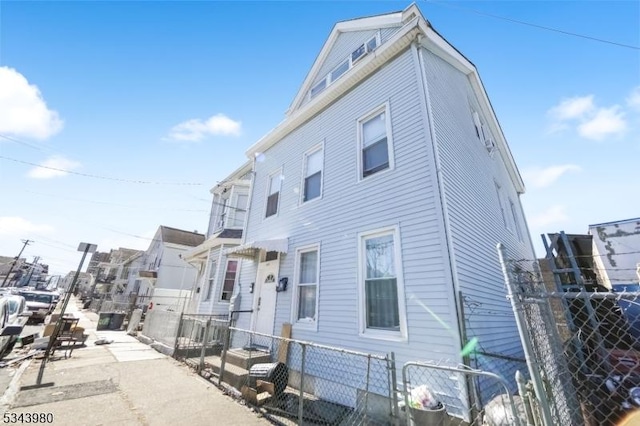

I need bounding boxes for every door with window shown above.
[252,255,279,336]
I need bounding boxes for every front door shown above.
[252,258,279,336]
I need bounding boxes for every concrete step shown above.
[225,348,272,370]
[203,355,249,391]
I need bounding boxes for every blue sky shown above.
[0,1,638,276]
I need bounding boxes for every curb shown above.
[0,359,32,411]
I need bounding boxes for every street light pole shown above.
[37,242,97,385]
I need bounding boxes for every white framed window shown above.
[358,103,393,179]
[330,59,349,83]
[231,194,249,228]
[301,145,323,203]
[205,260,217,301]
[494,182,508,228]
[265,169,282,218]
[358,226,406,340]
[310,79,327,99]
[292,245,320,327]
[217,195,229,230]
[220,260,239,302]
[509,198,523,242]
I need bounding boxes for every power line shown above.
[426,0,640,51]
[0,154,203,186]
[23,190,209,213]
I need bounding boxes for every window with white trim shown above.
[294,246,319,324]
[265,171,282,218]
[509,198,523,242]
[205,260,217,301]
[231,194,248,228]
[495,182,508,228]
[302,147,323,202]
[361,230,401,331]
[220,260,238,301]
[360,107,392,178]
[308,32,380,100]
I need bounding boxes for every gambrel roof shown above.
[246,3,526,193]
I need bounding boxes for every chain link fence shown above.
[499,243,640,426]
[195,326,394,425]
[402,361,525,426]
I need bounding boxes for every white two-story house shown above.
[138,225,205,312]
[184,161,252,316]
[220,4,535,416]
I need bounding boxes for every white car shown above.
[19,291,56,323]
[0,295,31,356]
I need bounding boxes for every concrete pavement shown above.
[0,299,271,425]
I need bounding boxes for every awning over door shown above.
[224,238,288,258]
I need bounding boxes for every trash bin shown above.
[110,313,125,330]
[97,313,113,331]
[248,362,289,396]
[409,405,447,426]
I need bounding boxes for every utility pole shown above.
[1,239,31,287]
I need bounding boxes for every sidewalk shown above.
[1,299,271,425]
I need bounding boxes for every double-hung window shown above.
[220,260,238,301]
[509,199,524,242]
[359,227,405,337]
[265,171,282,218]
[360,105,392,179]
[205,260,217,301]
[231,194,248,228]
[294,246,319,324]
[302,147,323,202]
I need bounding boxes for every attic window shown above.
[330,60,349,82]
[351,44,366,63]
[310,79,327,98]
[308,31,380,101]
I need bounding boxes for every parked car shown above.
[19,291,56,323]
[0,298,13,356]
[0,295,31,356]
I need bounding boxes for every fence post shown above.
[364,354,371,424]
[298,343,306,425]
[389,352,399,426]
[199,318,211,373]
[497,243,554,426]
[218,323,231,386]
[174,312,184,358]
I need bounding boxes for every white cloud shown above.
[522,164,581,189]
[577,106,627,140]
[529,205,569,229]
[27,155,81,179]
[0,67,63,140]
[626,86,640,111]
[548,95,594,121]
[167,113,241,142]
[0,217,54,236]
[547,94,628,141]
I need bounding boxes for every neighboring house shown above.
[222,4,535,416]
[96,247,141,295]
[95,248,145,297]
[184,161,252,316]
[589,218,640,290]
[139,226,205,312]
[86,251,110,277]
[61,271,93,295]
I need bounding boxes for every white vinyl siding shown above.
[292,245,320,328]
[239,48,458,370]
[359,104,393,179]
[302,146,323,203]
[421,47,534,394]
[509,198,523,242]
